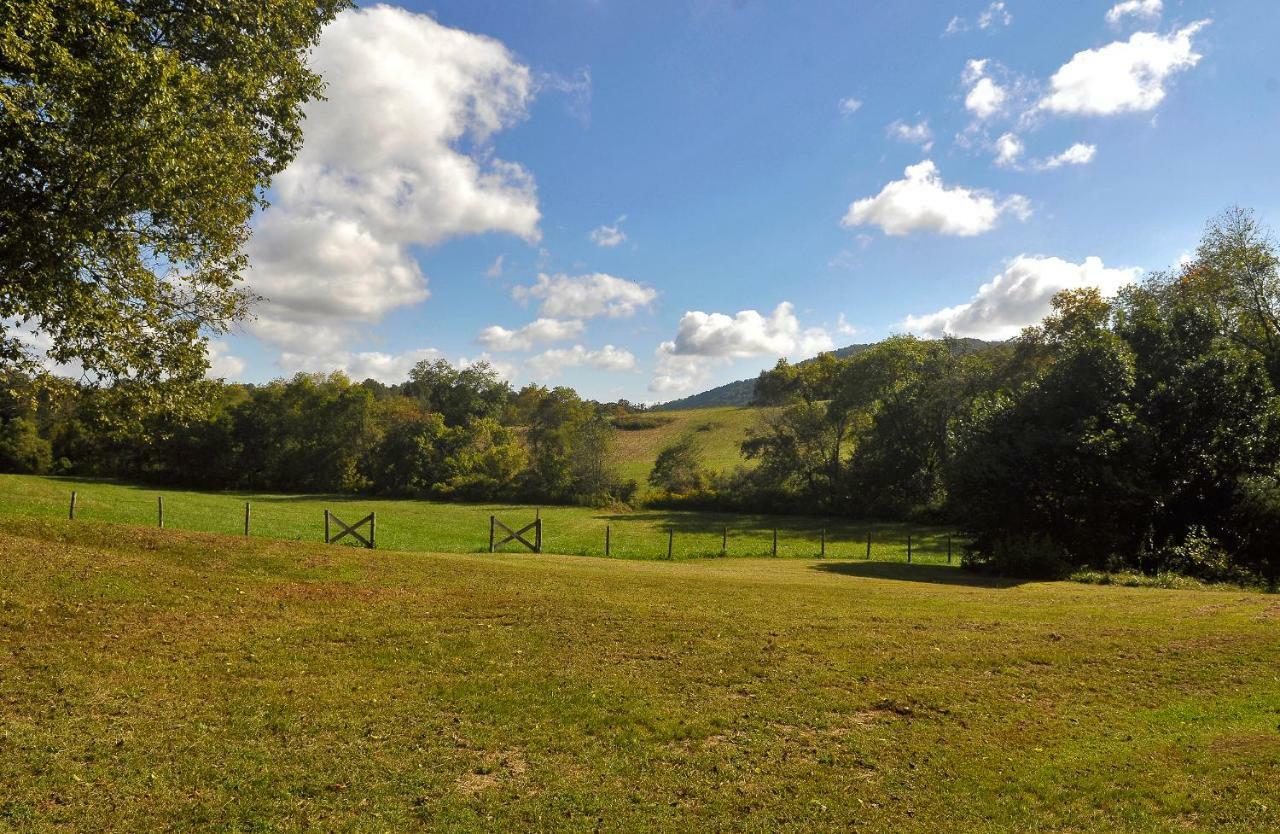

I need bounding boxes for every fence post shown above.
[907,534,912,564]
[535,518,542,553]
[69,491,77,520]
[667,528,674,560]
[772,528,778,558]
[606,524,611,557]
[157,495,164,529]
[324,509,330,544]
[820,528,826,559]
[947,535,952,564]
[722,526,728,556]
[489,516,495,552]
[866,529,872,559]
[370,512,376,549]
[244,502,251,536]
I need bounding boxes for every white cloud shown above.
[994,132,1024,168]
[1039,21,1209,116]
[1106,0,1162,25]
[476,318,584,352]
[512,272,657,319]
[902,255,1142,339]
[649,302,833,394]
[963,59,1008,119]
[978,2,1012,30]
[836,314,858,337]
[887,119,934,151]
[945,3,1012,36]
[279,347,444,383]
[589,216,628,247]
[842,160,1030,237]
[485,254,506,278]
[838,97,863,116]
[1038,142,1097,169]
[526,345,636,378]
[244,6,540,353]
[206,341,246,380]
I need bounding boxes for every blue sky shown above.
[217,0,1280,402]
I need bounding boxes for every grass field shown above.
[609,406,769,488]
[0,517,1277,831]
[0,474,955,563]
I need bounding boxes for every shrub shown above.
[611,414,675,431]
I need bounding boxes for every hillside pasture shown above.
[609,405,770,488]
[0,518,1276,831]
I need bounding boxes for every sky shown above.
[212,0,1280,402]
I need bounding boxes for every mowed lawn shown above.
[0,474,955,563]
[1,519,1278,831]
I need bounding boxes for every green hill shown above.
[610,405,771,489]
[653,338,995,411]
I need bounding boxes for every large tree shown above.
[0,0,348,392]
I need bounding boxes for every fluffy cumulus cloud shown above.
[650,302,834,394]
[994,132,1024,167]
[838,97,863,116]
[887,119,934,151]
[244,6,540,355]
[476,318,584,352]
[512,273,657,319]
[1040,142,1098,169]
[589,216,628,247]
[1039,21,1209,116]
[278,347,443,383]
[1107,0,1162,25]
[205,340,246,380]
[526,345,636,378]
[902,255,1142,339]
[963,59,1007,119]
[842,160,1030,237]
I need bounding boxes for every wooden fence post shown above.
[244,502,251,536]
[489,516,496,553]
[866,529,871,559]
[324,509,330,544]
[606,524,611,557]
[69,491,77,520]
[535,518,542,553]
[667,528,673,560]
[772,528,778,558]
[370,512,376,549]
[722,526,728,556]
[947,535,952,564]
[907,534,912,563]
[820,528,826,559]
[157,495,164,529]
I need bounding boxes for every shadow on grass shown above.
[812,560,1034,588]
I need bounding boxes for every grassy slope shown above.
[610,406,768,487]
[3,472,952,562]
[1,519,1277,831]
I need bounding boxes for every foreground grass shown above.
[0,474,955,563]
[1,519,1277,832]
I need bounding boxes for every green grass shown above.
[0,518,1276,831]
[609,405,770,488]
[0,473,956,563]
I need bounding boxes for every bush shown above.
[1158,526,1239,583]
[0,418,52,474]
[962,533,1072,579]
[611,414,675,431]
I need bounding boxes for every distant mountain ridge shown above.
[652,338,993,411]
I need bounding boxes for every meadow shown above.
[609,405,769,489]
[0,473,956,563]
[0,516,1277,831]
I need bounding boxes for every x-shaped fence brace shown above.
[489,516,542,553]
[325,510,376,549]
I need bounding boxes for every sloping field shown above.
[0,474,949,562]
[610,405,770,487]
[1,518,1277,831]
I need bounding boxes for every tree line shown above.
[0,360,640,507]
[647,210,1280,586]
